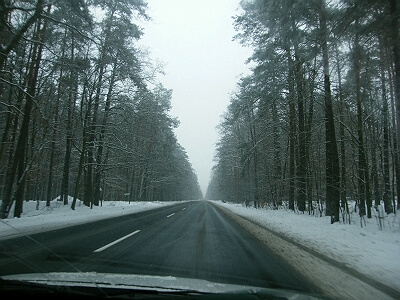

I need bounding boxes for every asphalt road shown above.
[0,200,319,294]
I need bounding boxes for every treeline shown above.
[206,0,400,223]
[0,0,202,219]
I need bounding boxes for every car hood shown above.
[1,272,327,299]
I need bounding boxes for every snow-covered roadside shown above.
[211,200,400,299]
[0,199,181,240]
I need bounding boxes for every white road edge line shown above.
[93,230,141,253]
[167,213,175,218]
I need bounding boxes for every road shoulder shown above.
[211,201,399,300]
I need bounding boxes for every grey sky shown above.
[139,0,252,195]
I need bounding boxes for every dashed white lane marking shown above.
[167,213,175,218]
[93,230,141,252]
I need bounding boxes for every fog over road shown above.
[0,201,318,295]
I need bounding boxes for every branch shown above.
[0,0,45,67]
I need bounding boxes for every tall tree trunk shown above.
[379,39,392,214]
[287,47,296,211]
[46,70,62,206]
[388,53,400,211]
[61,34,77,206]
[335,42,349,222]
[93,61,117,206]
[305,63,316,215]
[71,74,92,210]
[291,18,307,213]
[10,13,47,218]
[0,39,29,180]
[0,69,27,218]
[84,8,115,207]
[248,105,259,206]
[390,0,400,210]
[272,97,282,207]
[295,55,307,213]
[319,0,340,223]
[354,19,370,220]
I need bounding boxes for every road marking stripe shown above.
[93,230,141,252]
[167,213,175,218]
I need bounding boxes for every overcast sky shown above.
[138,0,252,195]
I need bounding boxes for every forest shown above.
[206,0,400,224]
[0,0,203,219]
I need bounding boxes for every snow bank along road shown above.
[213,202,400,300]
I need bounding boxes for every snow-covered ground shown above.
[0,198,399,298]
